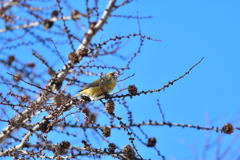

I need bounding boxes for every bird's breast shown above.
[103,80,117,92]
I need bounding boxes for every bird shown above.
[73,72,118,101]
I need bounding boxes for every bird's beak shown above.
[114,73,118,78]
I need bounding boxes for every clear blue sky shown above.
[1,0,240,159]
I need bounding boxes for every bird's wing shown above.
[80,78,103,91]
[73,79,102,98]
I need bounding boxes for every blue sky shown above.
[101,0,240,159]
[1,0,240,159]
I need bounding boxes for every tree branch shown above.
[0,0,117,145]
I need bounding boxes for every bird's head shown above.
[105,72,118,81]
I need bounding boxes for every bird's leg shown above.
[103,92,111,99]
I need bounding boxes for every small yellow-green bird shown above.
[74,72,118,100]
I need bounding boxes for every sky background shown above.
[1,0,240,159]
[102,1,240,159]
